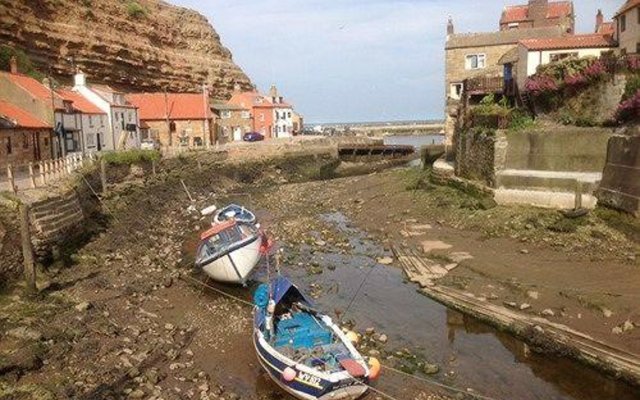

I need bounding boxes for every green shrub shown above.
[101,150,160,165]
[623,74,640,101]
[0,46,43,80]
[126,1,147,19]
[508,109,536,131]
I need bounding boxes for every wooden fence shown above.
[2,153,97,194]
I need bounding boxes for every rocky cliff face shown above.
[0,0,252,99]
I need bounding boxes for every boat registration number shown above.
[297,371,321,387]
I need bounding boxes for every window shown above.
[100,116,104,127]
[23,133,29,149]
[508,23,519,29]
[128,113,132,122]
[550,52,578,62]
[221,110,231,119]
[86,133,96,147]
[89,115,94,127]
[621,14,626,32]
[637,42,640,54]
[6,137,11,154]
[288,112,292,118]
[120,113,125,129]
[44,137,49,147]
[450,83,463,100]
[241,111,250,119]
[169,121,176,132]
[465,54,486,70]
[260,114,265,122]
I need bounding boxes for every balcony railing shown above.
[464,76,517,96]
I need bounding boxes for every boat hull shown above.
[253,330,368,400]
[201,235,262,283]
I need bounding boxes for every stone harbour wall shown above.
[597,134,640,217]
[455,129,507,187]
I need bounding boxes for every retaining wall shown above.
[597,135,640,217]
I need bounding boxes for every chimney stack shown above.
[9,56,17,74]
[269,84,279,103]
[233,82,241,94]
[447,16,455,36]
[74,70,86,87]
[595,9,604,33]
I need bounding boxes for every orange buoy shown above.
[368,357,381,380]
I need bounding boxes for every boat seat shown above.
[274,312,333,350]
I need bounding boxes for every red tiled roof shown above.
[0,71,61,102]
[597,22,615,36]
[0,100,51,129]
[126,93,210,120]
[501,1,572,24]
[520,34,616,50]
[616,0,640,17]
[58,90,105,114]
[228,91,291,109]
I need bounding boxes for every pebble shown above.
[601,308,613,318]
[377,334,388,344]
[75,301,92,312]
[519,303,531,310]
[128,389,145,399]
[165,323,175,331]
[541,309,555,317]
[423,363,440,375]
[520,249,529,254]
[377,256,393,265]
[526,290,539,300]
[623,320,635,332]
[504,301,517,308]
[6,326,43,341]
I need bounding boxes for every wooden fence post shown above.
[19,203,37,296]
[574,180,583,210]
[7,164,16,194]
[28,162,36,188]
[100,158,108,193]
[152,159,157,176]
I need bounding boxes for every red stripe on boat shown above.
[200,220,237,240]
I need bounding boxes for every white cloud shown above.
[172,0,622,123]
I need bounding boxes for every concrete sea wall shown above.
[597,135,640,217]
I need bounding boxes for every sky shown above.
[172,0,621,123]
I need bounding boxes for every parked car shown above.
[243,132,265,142]
[140,139,160,151]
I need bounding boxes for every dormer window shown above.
[63,101,73,113]
[279,97,283,103]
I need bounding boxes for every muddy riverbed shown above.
[2,154,639,400]
[187,207,640,400]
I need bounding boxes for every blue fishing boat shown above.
[213,204,257,225]
[253,276,379,400]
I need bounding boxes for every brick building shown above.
[126,92,212,148]
[500,0,574,33]
[211,103,251,143]
[0,100,54,169]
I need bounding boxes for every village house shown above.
[292,111,304,135]
[500,0,574,33]
[444,22,565,147]
[228,85,297,139]
[613,0,640,55]
[72,71,140,151]
[515,34,617,89]
[211,103,252,143]
[595,9,616,36]
[268,85,294,139]
[56,90,109,154]
[126,92,212,148]
[0,57,64,158]
[0,100,54,170]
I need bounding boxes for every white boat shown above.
[195,220,265,284]
[213,204,257,225]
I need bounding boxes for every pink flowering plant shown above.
[615,90,640,122]
[524,75,558,96]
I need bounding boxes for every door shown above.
[233,127,242,141]
[32,132,41,161]
[97,133,102,151]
